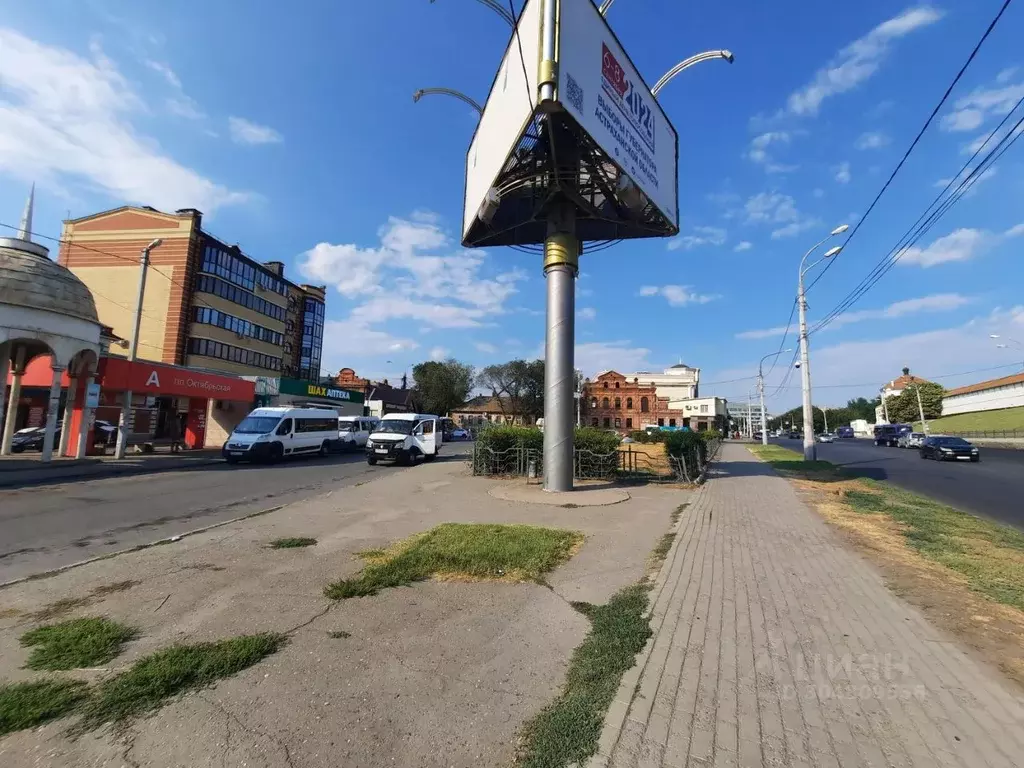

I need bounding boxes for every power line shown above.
[810,100,1024,335]
[806,0,1015,295]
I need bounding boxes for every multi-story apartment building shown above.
[58,206,325,380]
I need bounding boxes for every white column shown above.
[59,375,77,457]
[76,373,95,459]
[0,344,10,436]
[1,347,27,455]
[40,365,65,463]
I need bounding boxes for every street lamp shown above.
[757,348,792,445]
[413,88,484,115]
[797,224,848,461]
[651,50,735,97]
[991,334,1024,370]
[598,0,615,14]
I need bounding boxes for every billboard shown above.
[462,0,542,242]
[557,0,678,228]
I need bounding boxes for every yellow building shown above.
[59,206,325,380]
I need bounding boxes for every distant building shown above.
[367,381,414,417]
[727,401,767,434]
[628,363,700,400]
[59,206,326,381]
[450,395,537,426]
[876,367,934,423]
[581,370,725,433]
[942,372,1024,416]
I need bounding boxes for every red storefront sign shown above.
[97,358,255,400]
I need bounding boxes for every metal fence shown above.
[936,429,1022,438]
[471,436,722,485]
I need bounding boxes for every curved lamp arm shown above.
[430,0,514,26]
[598,0,616,14]
[413,88,484,115]
[651,50,735,97]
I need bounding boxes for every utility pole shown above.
[114,239,162,459]
[880,387,890,424]
[758,349,792,446]
[822,407,829,435]
[911,379,928,434]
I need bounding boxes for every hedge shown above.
[475,426,620,455]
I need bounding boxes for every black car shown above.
[919,436,980,462]
[787,431,800,439]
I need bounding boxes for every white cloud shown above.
[1005,222,1024,238]
[743,192,820,239]
[734,241,753,252]
[771,220,820,239]
[475,342,498,354]
[166,96,204,120]
[942,80,1024,132]
[429,346,450,361]
[834,161,851,184]
[900,228,989,267]
[747,131,796,171]
[0,28,249,213]
[933,165,997,192]
[577,307,597,321]
[638,285,720,307]
[996,66,1019,84]
[736,293,972,340]
[228,116,283,145]
[668,225,727,251]
[319,319,419,374]
[855,131,890,149]
[961,122,1024,154]
[787,6,943,116]
[575,341,653,377]
[144,59,181,89]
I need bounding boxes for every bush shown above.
[663,430,706,462]
[574,427,620,454]
[475,426,544,455]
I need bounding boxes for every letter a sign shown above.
[146,370,161,388]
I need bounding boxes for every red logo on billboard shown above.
[600,43,655,152]
[601,43,628,98]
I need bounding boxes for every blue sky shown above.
[2,0,1022,410]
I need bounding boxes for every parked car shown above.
[817,433,835,443]
[897,432,926,449]
[919,436,980,462]
[836,426,855,438]
[10,420,117,453]
[787,431,800,439]
[874,423,911,447]
[449,428,470,441]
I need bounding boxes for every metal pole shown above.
[759,374,768,446]
[881,387,890,423]
[822,408,828,435]
[746,393,752,439]
[913,382,928,433]
[538,0,558,104]
[542,203,578,492]
[798,270,816,461]
[115,244,152,459]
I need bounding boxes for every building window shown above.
[192,307,284,346]
[614,418,621,428]
[640,396,649,413]
[614,397,621,409]
[195,275,286,323]
[590,397,597,409]
[602,397,609,409]
[591,418,598,427]
[187,337,281,371]
[614,382,620,389]
[626,397,633,409]
[700,404,708,414]
[658,418,664,426]
[626,418,633,428]
[603,382,608,388]
[603,417,610,428]
[669,419,676,427]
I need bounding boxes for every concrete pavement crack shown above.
[198,694,295,768]
[284,599,335,636]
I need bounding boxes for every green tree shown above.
[411,359,474,416]
[476,359,546,421]
[888,381,944,423]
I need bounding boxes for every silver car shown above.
[898,432,926,449]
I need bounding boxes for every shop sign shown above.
[85,382,101,408]
[278,377,364,404]
[100,358,256,401]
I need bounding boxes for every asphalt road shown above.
[0,442,473,583]
[775,437,1024,530]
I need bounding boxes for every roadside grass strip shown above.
[324,523,584,599]
[0,679,90,736]
[516,583,653,768]
[749,444,1024,612]
[75,632,287,731]
[269,537,318,549]
[21,617,137,671]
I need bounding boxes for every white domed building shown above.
[1,187,103,461]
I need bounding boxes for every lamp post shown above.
[651,50,735,97]
[758,349,792,446]
[908,377,928,434]
[114,238,162,460]
[798,224,848,461]
[991,334,1024,371]
[413,88,484,115]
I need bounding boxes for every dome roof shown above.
[0,239,99,325]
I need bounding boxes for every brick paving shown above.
[592,442,1024,768]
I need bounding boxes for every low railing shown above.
[935,429,1022,438]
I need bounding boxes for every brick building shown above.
[582,370,727,433]
[450,395,536,426]
[59,206,326,380]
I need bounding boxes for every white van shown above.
[365,413,443,465]
[222,407,339,463]
[337,416,380,451]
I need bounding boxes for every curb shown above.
[0,457,225,490]
[585,480,713,767]
[0,503,285,590]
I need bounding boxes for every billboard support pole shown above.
[542,201,577,492]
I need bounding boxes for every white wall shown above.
[942,381,1024,416]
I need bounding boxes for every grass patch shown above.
[751,444,1024,612]
[76,633,286,731]
[327,630,351,639]
[30,596,92,622]
[90,580,139,597]
[915,405,1024,433]
[517,583,653,768]
[651,533,675,561]
[21,617,137,671]
[324,523,583,600]
[0,679,90,736]
[748,444,835,473]
[269,537,317,549]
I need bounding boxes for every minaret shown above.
[16,183,35,241]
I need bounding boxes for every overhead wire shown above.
[805,0,1015,295]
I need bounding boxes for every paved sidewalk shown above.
[594,443,1024,768]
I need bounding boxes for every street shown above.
[0,442,472,583]
[775,436,1024,530]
